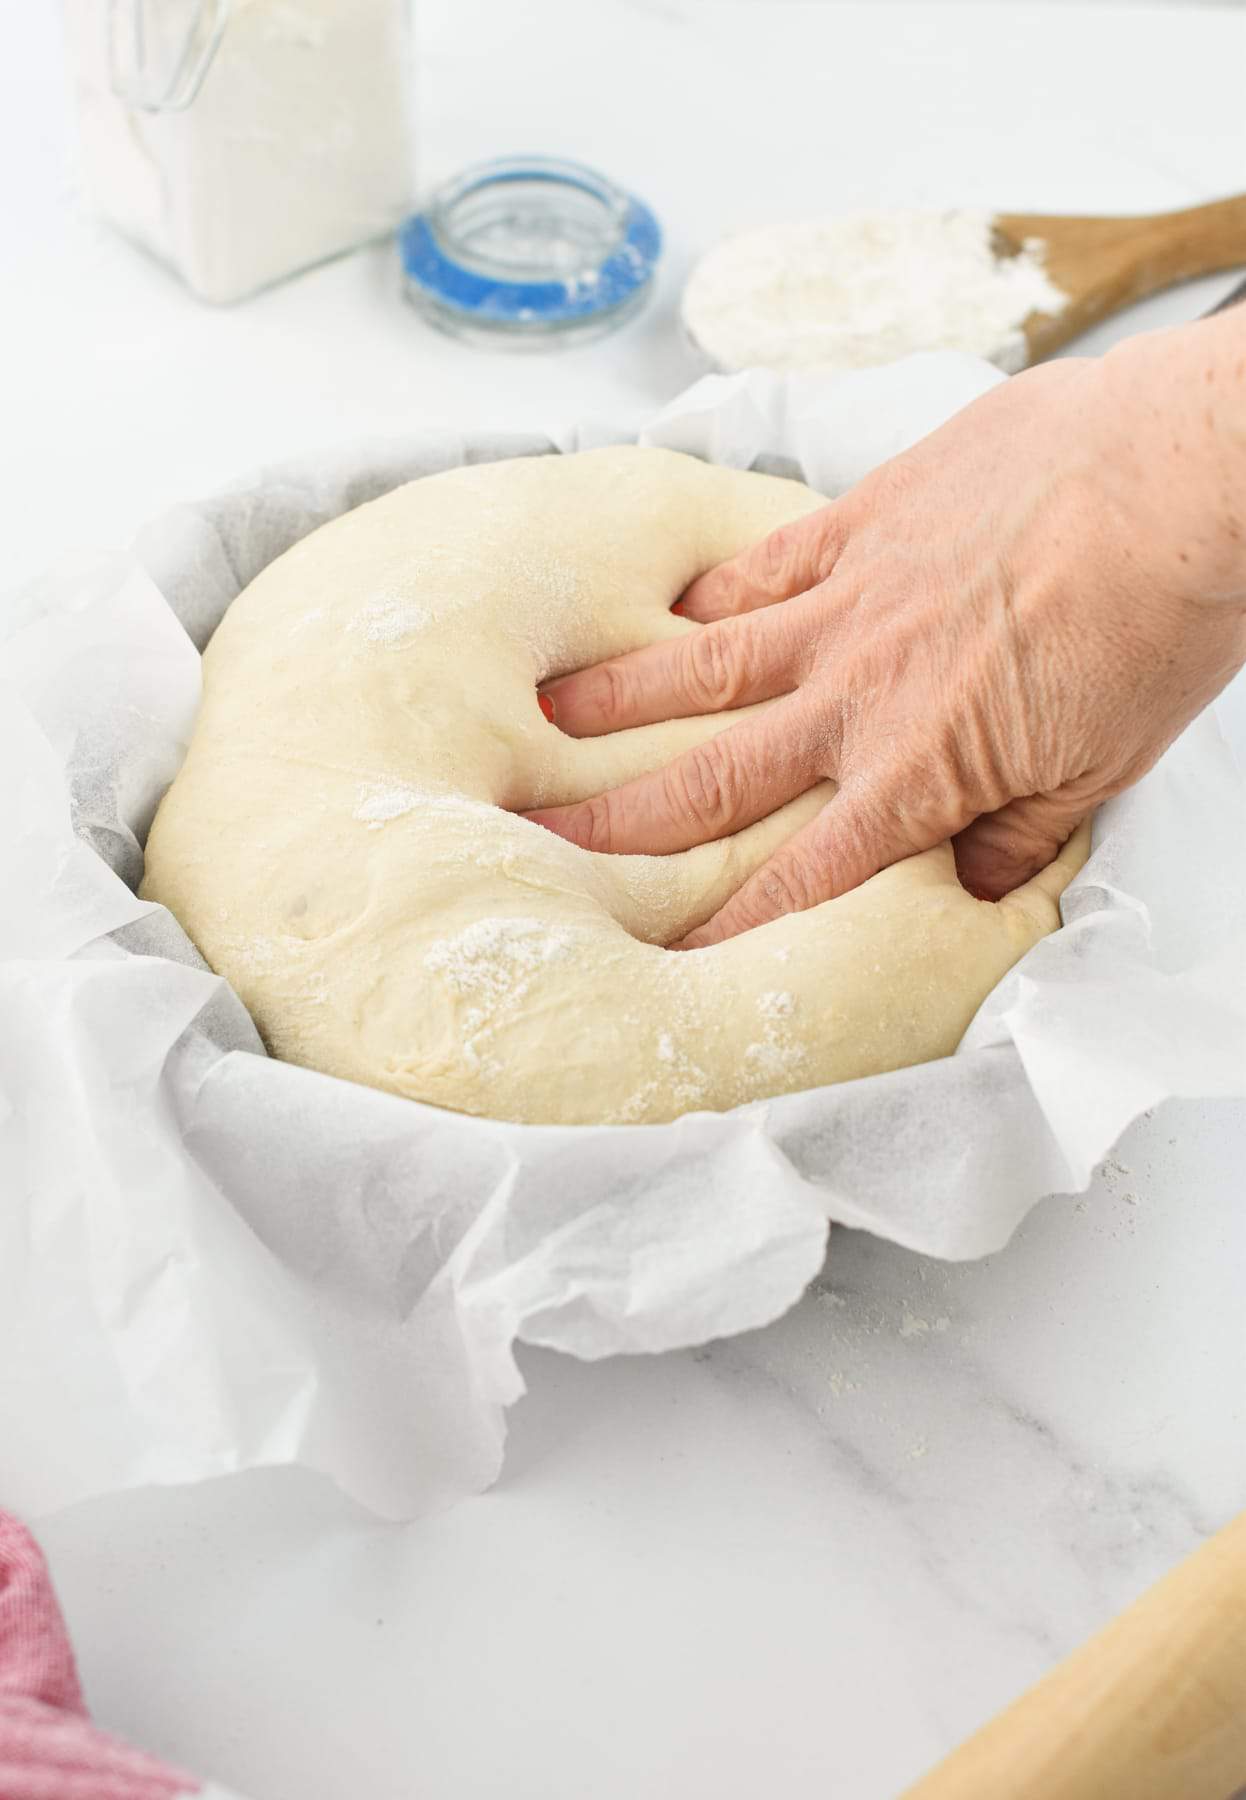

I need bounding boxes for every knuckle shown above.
[864,746,966,849]
[592,659,632,727]
[755,854,820,919]
[954,816,1039,896]
[975,797,1074,868]
[1000,812,1056,860]
[666,741,740,830]
[749,508,840,597]
[753,520,800,591]
[683,624,745,711]
[807,505,844,579]
[684,565,732,619]
[576,792,617,854]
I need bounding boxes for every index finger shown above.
[542,600,803,739]
[524,696,826,857]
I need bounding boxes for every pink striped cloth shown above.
[0,1511,199,1800]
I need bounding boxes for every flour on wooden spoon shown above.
[682,209,1067,375]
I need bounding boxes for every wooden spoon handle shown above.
[997,194,1246,283]
[997,194,1246,358]
[900,1510,1246,1800]
[1145,194,1246,282]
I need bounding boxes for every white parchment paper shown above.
[2,357,1243,1521]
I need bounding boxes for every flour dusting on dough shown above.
[287,607,324,637]
[424,916,580,1081]
[354,782,423,827]
[500,551,585,679]
[758,990,795,1019]
[425,917,576,1018]
[348,596,431,645]
[745,989,806,1079]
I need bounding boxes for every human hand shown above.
[527,316,1246,946]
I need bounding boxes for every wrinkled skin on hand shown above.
[527,316,1246,946]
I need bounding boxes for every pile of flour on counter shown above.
[682,209,1067,375]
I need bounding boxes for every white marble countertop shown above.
[5,3,1246,1797]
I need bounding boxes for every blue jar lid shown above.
[399,157,662,347]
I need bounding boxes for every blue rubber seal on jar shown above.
[399,157,662,335]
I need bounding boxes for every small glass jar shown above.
[400,157,662,350]
[64,0,415,304]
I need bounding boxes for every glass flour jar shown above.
[64,0,414,304]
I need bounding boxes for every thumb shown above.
[676,779,941,948]
[953,794,1088,901]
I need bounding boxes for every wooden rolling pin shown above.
[901,1509,1246,1800]
[995,193,1246,361]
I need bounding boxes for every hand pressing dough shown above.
[142,447,1088,1126]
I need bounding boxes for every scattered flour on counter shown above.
[815,1288,848,1310]
[899,1311,952,1339]
[682,208,1068,375]
[1095,1152,1142,1215]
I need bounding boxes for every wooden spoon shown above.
[994,193,1246,362]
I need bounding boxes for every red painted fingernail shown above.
[538,692,555,722]
[670,600,688,616]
